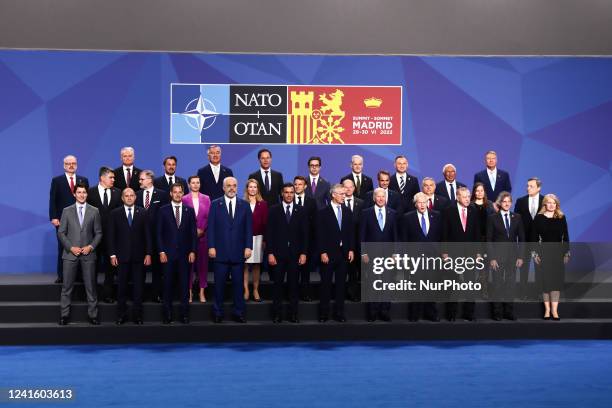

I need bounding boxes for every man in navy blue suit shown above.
[49,155,89,283]
[363,170,404,214]
[267,183,308,323]
[197,145,234,201]
[208,177,253,323]
[137,170,169,303]
[317,184,355,322]
[107,188,152,325]
[113,146,142,192]
[473,150,512,205]
[360,188,399,322]
[153,156,188,193]
[400,192,443,322]
[421,177,449,212]
[389,155,420,211]
[156,183,197,324]
[304,156,331,209]
[436,164,466,204]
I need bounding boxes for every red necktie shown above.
[428,198,433,210]
[461,207,467,232]
[126,168,132,187]
[69,176,75,193]
[145,190,150,209]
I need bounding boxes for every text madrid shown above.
[372,280,482,291]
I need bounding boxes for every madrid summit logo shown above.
[170,84,402,145]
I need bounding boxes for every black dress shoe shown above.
[88,317,100,325]
[152,296,162,303]
[54,277,63,284]
[116,317,127,325]
[301,295,313,302]
[427,315,440,322]
[134,318,144,325]
[334,315,347,323]
[59,317,69,326]
[447,315,456,322]
[233,315,247,323]
[180,316,190,324]
[367,315,376,322]
[504,314,517,321]
[379,313,391,322]
[213,316,223,323]
[103,297,116,304]
[493,316,503,321]
[318,315,329,323]
[162,316,172,324]
[272,315,282,323]
[464,316,476,322]
[288,314,300,323]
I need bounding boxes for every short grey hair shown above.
[421,177,435,185]
[528,177,542,188]
[141,169,155,180]
[207,144,221,154]
[413,192,428,203]
[120,146,135,156]
[442,163,456,173]
[351,154,363,163]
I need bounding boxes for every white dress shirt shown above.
[487,167,497,190]
[210,163,220,183]
[446,181,458,200]
[97,184,109,204]
[418,210,430,234]
[224,196,236,218]
[375,205,386,229]
[529,195,539,219]
[123,165,134,182]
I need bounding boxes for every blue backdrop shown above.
[0,51,610,273]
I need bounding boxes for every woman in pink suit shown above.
[182,175,211,303]
[243,178,269,302]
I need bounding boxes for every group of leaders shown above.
[50,146,569,325]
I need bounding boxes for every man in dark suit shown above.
[293,176,318,301]
[317,184,355,322]
[436,163,466,204]
[487,192,525,320]
[442,186,481,321]
[113,146,142,192]
[267,183,308,323]
[57,184,102,325]
[87,166,122,303]
[107,188,152,325]
[248,148,284,206]
[473,150,512,205]
[389,155,420,211]
[304,156,331,209]
[422,177,449,212]
[513,177,544,299]
[156,183,198,324]
[363,171,404,214]
[137,170,169,303]
[400,192,443,322]
[49,155,89,283]
[154,155,188,193]
[360,188,399,322]
[208,177,253,323]
[340,154,373,200]
[197,144,234,200]
[342,179,364,302]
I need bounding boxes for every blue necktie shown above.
[377,208,384,231]
[336,205,342,229]
[127,207,133,227]
[421,214,427,235]
[504,213,510,237]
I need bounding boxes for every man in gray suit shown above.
[57,183,103,325]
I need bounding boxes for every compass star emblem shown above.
[181,95,219,132]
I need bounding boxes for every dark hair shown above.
[282,182,295,191]
[377,170,391,179]
[98,166,114,178]
[308,156,322,167]
[74,182,88,193]
[394,155,407,162]
[471,182,489,207]
[188,175,200,183]
[163,155,177,165]
[528,177,542,188]
[169,182,184,193]
[293,175,307,183]
[257,148,272,159]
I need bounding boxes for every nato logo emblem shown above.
[171,84,230,144]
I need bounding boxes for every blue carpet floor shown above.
[1,340,611,408]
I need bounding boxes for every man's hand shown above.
[348,251,354,263]
[81,245,93,255]
[563,254,570,264]
[534,255,541,265]
[321,253,329,264]
[70,247,81,256]
[516,258,524,268]
[110,256,119,267]
[298,254,306,265]
[144,255,151,266]
[197,228,204,238]
[51,219,60,227]
[490,260,499,270]
[361,254,370,264]
[268,254,277,266]
[208,248,216,258]
[160,252,168,264]
[188,252,196,264]
[244,248,252,260]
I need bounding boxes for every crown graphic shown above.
[364,97,383,108]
